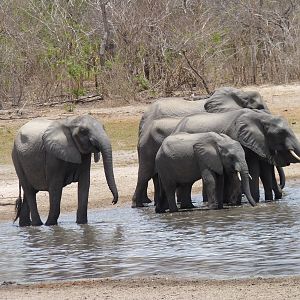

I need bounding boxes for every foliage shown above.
[1,0,300,106]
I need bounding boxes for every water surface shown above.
[0,182,300,283]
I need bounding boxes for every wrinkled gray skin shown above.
[155,132,256,213]
[12,115,118,227]
[132,87,282,207]
[172,109,300,202]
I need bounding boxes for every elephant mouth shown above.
[269,149,300,167]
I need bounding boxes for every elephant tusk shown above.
[290,150,300,161]
[248,174,252,180]
[237,172,241,181]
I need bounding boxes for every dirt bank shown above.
[1,276,300,300]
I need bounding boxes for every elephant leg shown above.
[20,182,42,226]
[246,153,260,202]
[259,161,273,201]
[202,183,208,202]
[76,166,91,224]
[202,169,219,209]
[271,167,283,200]
[19,195,31,227]
[132,167,153,207]
[45,185,63,226]
[160,178,177,213]
[153,174,160,206]
[155,177,169,213]
[216,174,224,209]
[12,153,42,226]
[177,183,195,209]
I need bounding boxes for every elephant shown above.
[155,132,256,213]
[12,115,118,226]
[132,108,300,208]
[172,109,300,202]
[132,87,284,207]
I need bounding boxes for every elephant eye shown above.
[79,127,88,134]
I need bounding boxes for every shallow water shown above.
[1,183,300,284]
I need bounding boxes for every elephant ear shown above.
[235,111,271,162]
[193,142,223,175]
[43,121,82,164]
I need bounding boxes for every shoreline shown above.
[1,275,300,299]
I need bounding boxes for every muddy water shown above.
[0,184,300,284]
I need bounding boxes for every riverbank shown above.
[1,276,300,300]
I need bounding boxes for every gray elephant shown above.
[12,115,118,226]
[172,109,300,202]
[132,108,300,207]
[155,132,256,213]
[133,87,283,207]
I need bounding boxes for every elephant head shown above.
[42,115,118,204]
[204,87,270,113]
[193,133,256,207]
[231,109,300,167]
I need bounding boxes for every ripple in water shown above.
[0,182,300,283]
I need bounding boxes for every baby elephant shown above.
[155,132,256,213]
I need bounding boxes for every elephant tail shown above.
[14,182,22,223]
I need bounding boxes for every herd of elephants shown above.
[11,87,300,226]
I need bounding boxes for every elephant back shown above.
[14,118,53,154]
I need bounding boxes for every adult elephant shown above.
[12,115,118,227]
[155,132,256,213]
[172,109,300,202]
[133,87,283,206]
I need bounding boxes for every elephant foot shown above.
[208,203,222,210]
[180,203,195,209]
[45,219,58,226]
[131,202,145,208]
[142,197,152,204]
[169,207,179,213]
[76,218,88,225]
[155,207,166,213]
[19,219,31,227]
[31,220,43,226]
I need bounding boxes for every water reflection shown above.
[0,183,300,283]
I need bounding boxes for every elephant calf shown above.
[12,115,118,226]
[155,132,256,213]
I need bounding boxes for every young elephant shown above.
[12,115,118,226]
[155,132,256,213]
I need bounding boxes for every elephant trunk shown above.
[240,171,256,207]
[276,166,285,189]
[97,134,118,204]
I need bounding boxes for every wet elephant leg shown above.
[132,163,154,207]
[155,177,169,213]
[245,152,260,202]
[45,185,63,226]
[153,174,160,206]
[20,183,42,226]
[259,161,274,201]
[216,174,224,209]
[202,183,208,203]
[202,169,219,209]
[176,183,195,209]
[18,195,31,227]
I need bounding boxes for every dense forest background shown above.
[0,0,299,108]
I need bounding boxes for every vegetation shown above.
[1,0,300,108]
